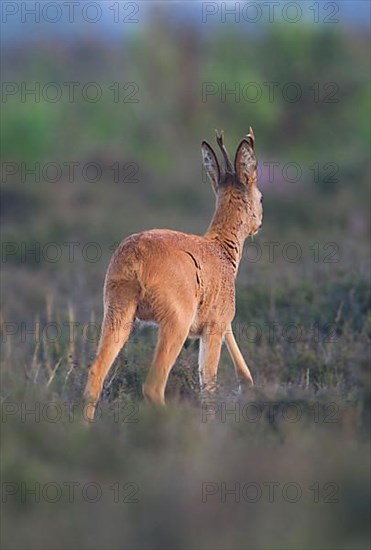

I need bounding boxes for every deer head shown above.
[202,128,263,238]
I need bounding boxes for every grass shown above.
[1,180,370,548]
[1,18,370,549]
[1,48,370,549]
[1,378,370,550]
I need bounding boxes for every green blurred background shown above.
[1,2,370,549]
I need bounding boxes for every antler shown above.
[215,130,233,173]
[246,126,255,148]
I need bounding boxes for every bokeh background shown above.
[1,2,370,549]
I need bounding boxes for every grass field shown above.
[1,13,370,550]
[1,169,370,550]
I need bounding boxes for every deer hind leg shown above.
[142,313,192,405]
[198,326,223,395]
[225,325,254,387]
[83,294,137,421]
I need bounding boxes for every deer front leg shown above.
[198,326,223,395]
[225,325,254,387]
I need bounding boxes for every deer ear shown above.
[202,141,220,193]
[234,135,257,187]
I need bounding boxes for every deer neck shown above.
[204,189,249,273]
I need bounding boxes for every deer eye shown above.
[260,196,263,204]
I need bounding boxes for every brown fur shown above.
[83,129,263,420]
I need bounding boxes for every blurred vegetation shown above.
[1,10,370,550]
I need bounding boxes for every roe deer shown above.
[83,128,263,420]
